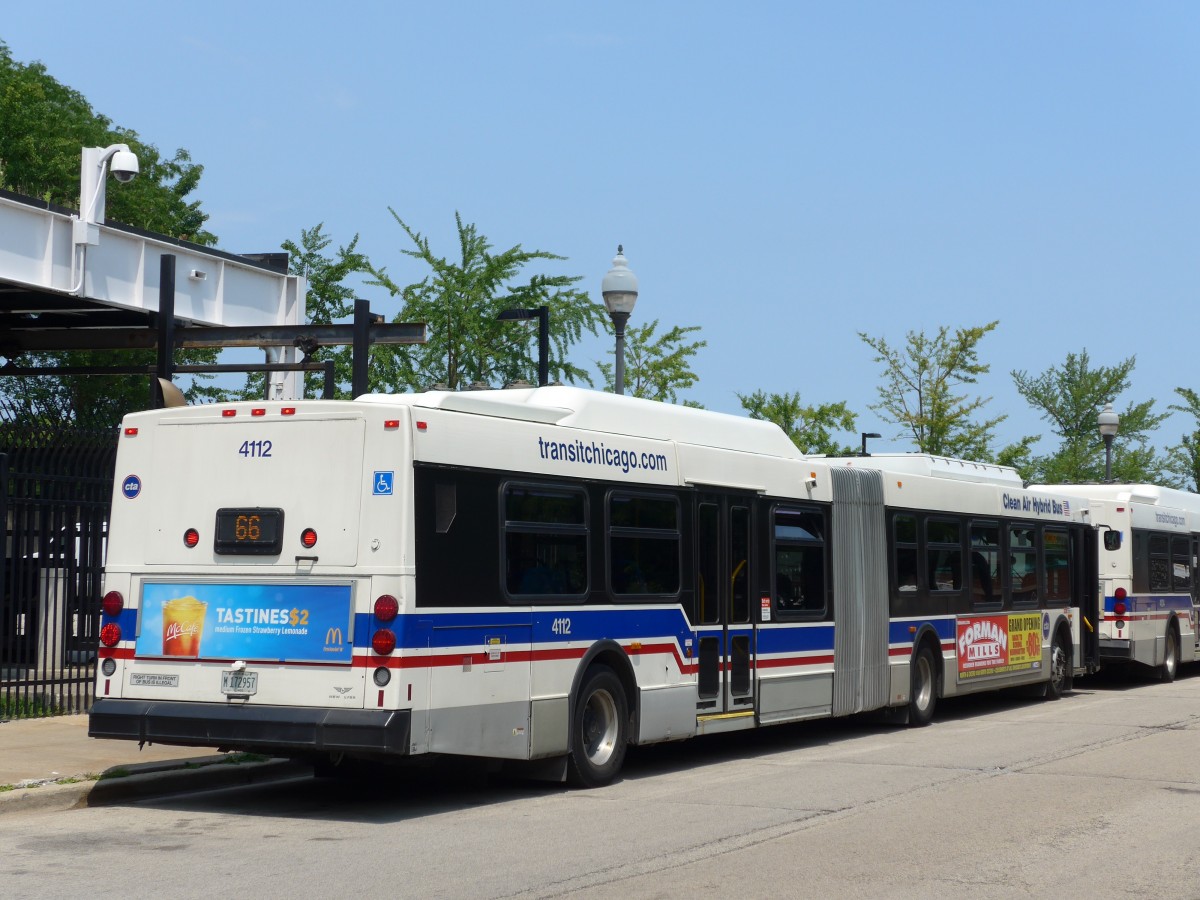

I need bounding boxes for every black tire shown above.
[908,644,938,727]
[567,666,628,788]
[1158,625,1179,683]
[1044,633,1070,700]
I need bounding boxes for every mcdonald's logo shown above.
[325,627,343,647]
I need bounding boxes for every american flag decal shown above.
[1063,501,1071,515]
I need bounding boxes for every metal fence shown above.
[1,415,115,717]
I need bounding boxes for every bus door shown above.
[694,492,755,717]
[1078,526,1101,672]
[1192,536,1200,653]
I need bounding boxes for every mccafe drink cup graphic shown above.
[162,596,207,657]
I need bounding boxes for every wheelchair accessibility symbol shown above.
[373,471,394,495]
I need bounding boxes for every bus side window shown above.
[1044,527,1070,603]
[774,507,826,616]
[970,522,1000,606]
[1008,524,1040,605]
[894,514,919,593]
[926,518,962,592]
[503,484,588,599]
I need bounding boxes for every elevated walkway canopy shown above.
[0,187,423,400]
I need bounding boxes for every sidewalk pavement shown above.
[0,713,304,813]
[0,713,212,787]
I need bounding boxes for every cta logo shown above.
[122,474,142,499]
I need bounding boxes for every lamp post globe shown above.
[602,246,639,395]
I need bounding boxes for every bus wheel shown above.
[567,666,628,788]
[1159,626,1179,683]
[1045,635,1070,700]
[908,645,938,727]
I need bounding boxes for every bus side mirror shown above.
[1103,531,1122,552]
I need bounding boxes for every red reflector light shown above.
[281,407,296,416]
[251,408,266,417]
[124,427,138,436]
[100,623,122,647]
[372,629,396,655]
[1114,601,1127,617]
[301,528,318,549]
[385,420,400,430]
[1114,587,1127,600]
[416,421,428,431]
[222,409,237,418]
[184,528,200,548]
[101,591,124,617]
[374,594,399,622]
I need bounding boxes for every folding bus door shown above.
[694,491,755,720]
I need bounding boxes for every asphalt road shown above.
[3,668,1199,900]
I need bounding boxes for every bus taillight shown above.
[184,528,200,548]
[374,594,399,622]
[371,629,396,655]
[101,591,124,617]
[100,623,122,647]
[1113,587,1127,626]
[301,528,318,549]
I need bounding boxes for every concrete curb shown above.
[0,757,308,816]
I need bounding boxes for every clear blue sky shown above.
[4,3,1198,455]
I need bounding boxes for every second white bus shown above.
[1033,483,1200,680]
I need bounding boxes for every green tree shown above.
[737,390,857,455]
[237,224,368,400]
[364,211,604,391]
[0,42,212,243]
[859,321,1006,459]
[0,41,219,426]
[596,320,706,404]
[1164,387,1200,491]
[1010,350,1169,484]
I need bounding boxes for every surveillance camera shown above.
[109,149,139,183]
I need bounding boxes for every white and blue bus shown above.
[90,387,1099,786]
[1030,483,1200,681]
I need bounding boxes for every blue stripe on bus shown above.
[350,610,965,653]
[1103,594,1192,613]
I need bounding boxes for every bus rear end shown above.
[89,400,413,763]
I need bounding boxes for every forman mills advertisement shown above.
[956,613,1044,679]
[136,582,354,663]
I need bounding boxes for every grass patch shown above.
[0,694,64,720]
[222,752,269,765]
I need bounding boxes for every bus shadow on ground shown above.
[130,664,1199,824]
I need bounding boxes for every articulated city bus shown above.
[1031,483,1200,680]
[89,387,1098,786]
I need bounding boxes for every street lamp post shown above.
[1099,402,1120,483]
[497,305,549,386]
[601,246,638,395]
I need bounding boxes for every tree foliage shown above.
[737,390,857,455]
[237,224,368,400]
[1164,387,1200,491]
[859,321,1006,459]
[1010,350,1169,484]
[0,42,212,243]
[596,320,706,404]
[0,42,219,427]
[364,211,604,392]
